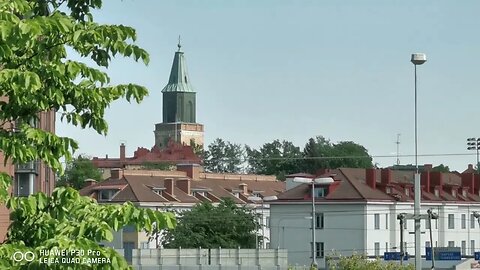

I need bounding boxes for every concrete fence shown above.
[122,248,288,270]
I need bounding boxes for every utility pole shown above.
[398,214,405,265]
[427,209,439,270]
[396,133,401,165]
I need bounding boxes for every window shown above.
[266,243,270,249]
[141,242,149,249]
[98,190,117,201]
[462,241,466,255]
[123,225,136,233]
[311,242,324,258]
[472,214,476,229]
[435,219,438,229]
[462,214,466,229]
[374,214,380,230]
[314,187,327,198]
[265,217,270,228]
[386,187,391,194]
[385,242,388,252]
[448,214,455,229]
[434,189,439,197]
[374,242,380,256]
[426,241,431,248]
[405,188,409,196]
[463,190,467,197]
[404,219,407,230]
[315,213,324,229]
[385,214,388,229]
[448,241,455,247]
[472,240,475,255]
[452,190,457,197]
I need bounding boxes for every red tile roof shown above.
[276,167,480,204]
[79,169,285,205]
[92,142,201,169]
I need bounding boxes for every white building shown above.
[269,166,480,269]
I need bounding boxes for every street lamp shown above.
[293,176,334,269]
[467,138,480,170]
[411,52,427,270]
[248,195,278,249]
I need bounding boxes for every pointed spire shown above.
[177,35,182,52]
[162,39,194,93]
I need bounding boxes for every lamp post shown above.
[293,177,334,269]
[467,138,480,171]
[411,53,427,270]
[248,195,278,249]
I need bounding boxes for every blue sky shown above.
[57,0,480,171]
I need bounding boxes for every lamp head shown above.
[411,53,427,65]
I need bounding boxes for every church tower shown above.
[154,40,204,148]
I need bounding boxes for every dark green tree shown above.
[432,164,450,173]
[303,136,373,173]
[57,155,103,189]
[246,140,303,180]
[162,199,258,249]
[204,138,244,173]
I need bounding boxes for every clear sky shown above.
[57,0,480,171]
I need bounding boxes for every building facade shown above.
[154,42,204,148]
[269,166,480,269]
[80,164,285,251]
[0,110,56,242]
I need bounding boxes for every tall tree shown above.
[57,155,103,189]
[204,138,244,173]
[0,0,175,268]
[432,164,450,173]
[162,199,258,249]
[246,140,303,180]
[303,136,373,173]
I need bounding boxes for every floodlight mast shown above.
[411,52,426,270]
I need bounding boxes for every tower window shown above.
[185,76,188,83]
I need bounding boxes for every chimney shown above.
[164,178,174,196]
[83,178,97,188]
[424,164,432,172]
[421,171,431,193]
[461,172,475,194]
[120,143,126,162]
[239,183,248,194]
[110,168,123,179]
[381,168,392,185]
[176,178,191,195]
[177,163,201,179]
[366,168,376,189]
[430,171,443,191]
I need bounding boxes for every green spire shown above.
[162,37,195,93]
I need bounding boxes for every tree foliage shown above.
[1,188,175,269]
[245,140,303,180]
[57,155,103,189]
[431,164,450,173]
[162,199,258,249]
[204,138,244,173]
[327,254,414,270]
[0,0,175,268]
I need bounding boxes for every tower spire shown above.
[177,35,182,52]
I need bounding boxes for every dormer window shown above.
[452,190,457,198]
[463,190,467,197]
[434,189,439,197]
[314,187,328,198]
[193,191,206,197]
[233,192,240,198]
[150,187,165,197]
[385,187,391,194]
[98,190,118,201]
[405,188,410,197]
